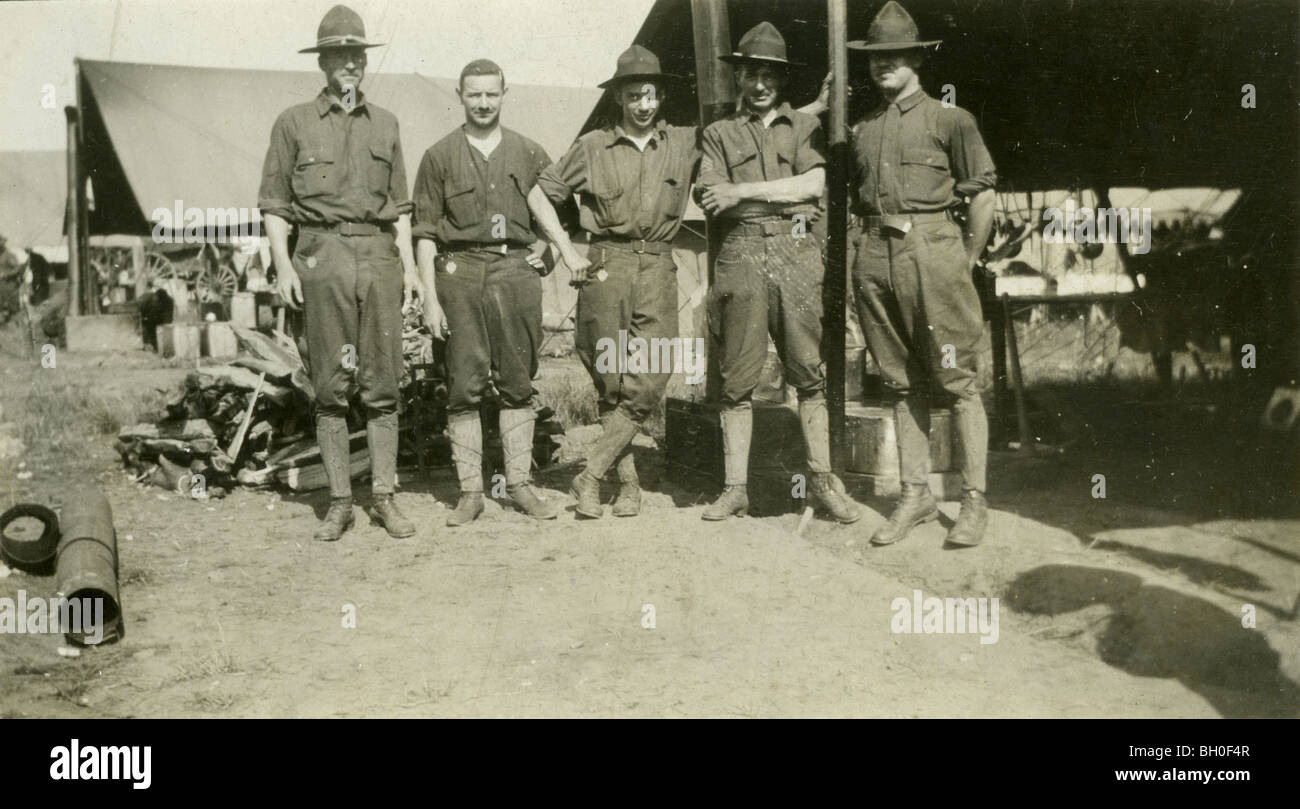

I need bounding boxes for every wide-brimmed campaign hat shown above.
[719,22,802,67]
[598,45,683,89]
[299,5,384,53]
[848,1,942,51]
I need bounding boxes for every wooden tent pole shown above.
[690,0,732,401]
[64,103,82,318]
[825,0,849,469]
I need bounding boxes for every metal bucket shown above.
[0,504,60,573]
[55,492,124,646]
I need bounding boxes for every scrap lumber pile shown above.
[117,317,565,496]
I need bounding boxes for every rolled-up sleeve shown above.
[949,110,997,197]
[535,139,588,203]
[410,149,442,242]
[257,110,296,220]
[698,124,728,187]
[793,117,827,175]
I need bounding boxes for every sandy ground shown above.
[1,348,1297,718]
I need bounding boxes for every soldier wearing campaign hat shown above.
[528,45,698,519]
[848,1,998,547]
[695,22,862,525]
[259,4,422,542]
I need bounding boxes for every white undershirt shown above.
[466,127,502,160]
[625,131,654,152]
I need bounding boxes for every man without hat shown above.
[259,4,422,541]
[695,21,862,524]
[848,1,998,547]
[413,59,558,526]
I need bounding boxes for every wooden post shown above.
[691,0,732,401]
[988,278,1010,444]
[825,0,849,469]
[1002,296,1033,451]
[64,104,82,318]
[75,59,93,315]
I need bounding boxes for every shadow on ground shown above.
[1007,564,1300,718]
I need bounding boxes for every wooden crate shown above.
[201,321,238,358]
[230,292,257,329]
[156,324,201,360]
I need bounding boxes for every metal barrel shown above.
[55,491,124,645]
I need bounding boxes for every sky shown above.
[0,0,655,151]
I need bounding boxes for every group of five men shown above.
[259,2,995,547]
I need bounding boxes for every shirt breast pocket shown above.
[443,179,479,227]
[294,147,337,200]
[725,141,759,178]
[591,171,624,225]
[367,142,394,199]
[900,146,952,206]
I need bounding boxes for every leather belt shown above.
[862,210,954,235]
[590,237,674,255]
[727,217,805,238]
[302,221,388,236]
[441,241,530,255]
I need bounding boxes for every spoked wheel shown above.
[89,251,112,284]
[196,261,238,303]
[141,251,178,286]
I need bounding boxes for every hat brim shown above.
[718,53,803,68]
[847,39,942,51]
[597,72,684,90]
[299,41,385,54]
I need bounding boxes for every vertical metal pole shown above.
[691,0,732,401]
[825,0,849,469]
[64,103,82,318]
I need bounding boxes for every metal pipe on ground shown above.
[56,491,124,645]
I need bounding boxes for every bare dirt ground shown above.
[1,342,1297,718]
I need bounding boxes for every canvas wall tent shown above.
[76,60,604,235]
[0,150,66,252]
[67,59,602,319]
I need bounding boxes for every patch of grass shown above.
[190,691,237,713]
[535,374,599,429]
[400,679,454,709]
[169,648,242,684]
[9,372,167,455]
[120,565,156,587]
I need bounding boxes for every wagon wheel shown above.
[196,262,238,303]
[89,251,112,284]
[141,251,178,286]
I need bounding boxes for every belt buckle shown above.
[882,215,912,236]
[632,239,647,254]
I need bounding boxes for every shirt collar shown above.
[738,100,795,125]
[887,88,926,114]
[608,118,668,148]
[316,87,368,117]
